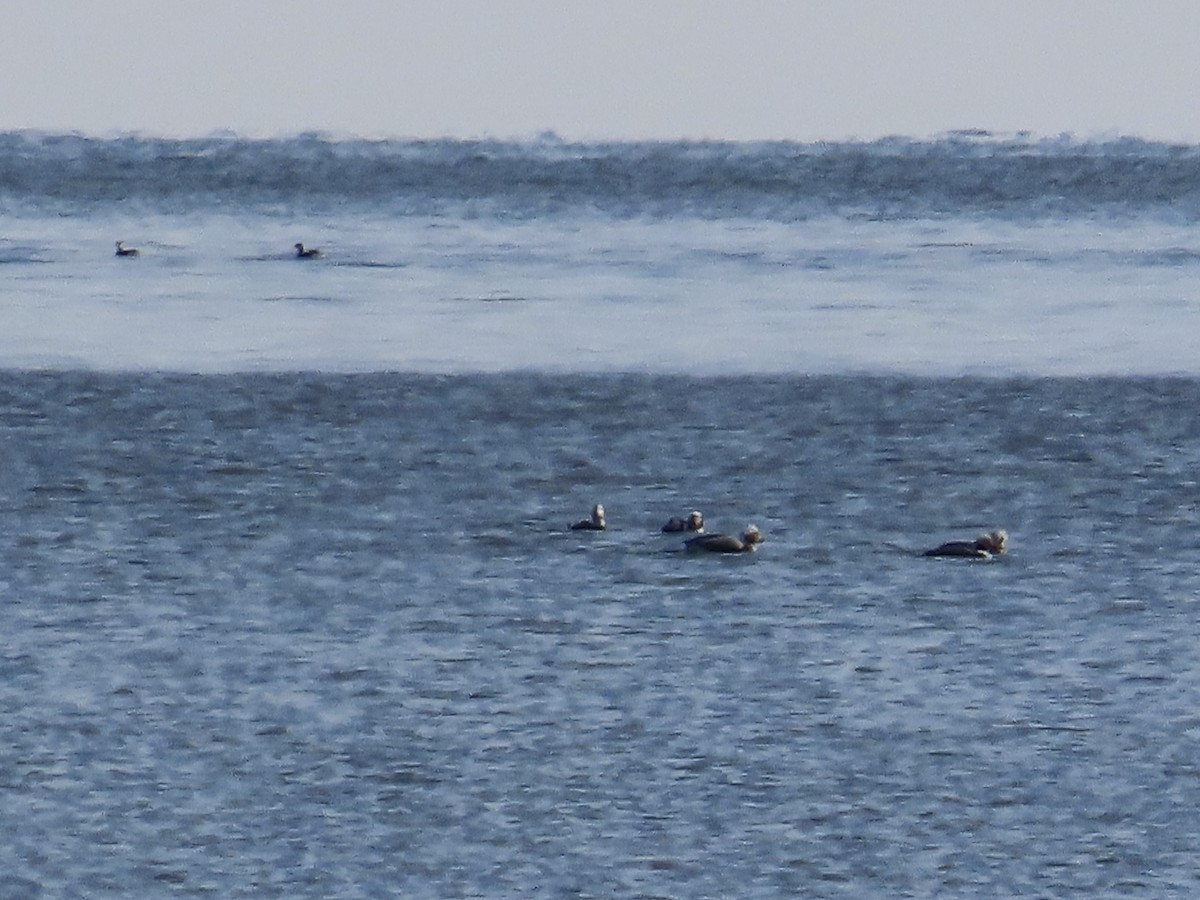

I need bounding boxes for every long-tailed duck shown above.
[570,503,606,531]
[685,524,763,553]
[662,511,704,533]
[924,530,1008,558]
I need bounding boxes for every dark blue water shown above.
[4,132,1200,895]
[3,372,1199,897]
[5,131,1200,219]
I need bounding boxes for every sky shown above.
[4,2,1200,143]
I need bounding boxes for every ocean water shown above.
[3,133,1200,897]
[3,131,1200,375]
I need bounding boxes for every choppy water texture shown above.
[3,373,1200,897]
[3,133,1200,897]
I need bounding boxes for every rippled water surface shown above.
[3,372,1200,897]
[5,133,1200,896]
[6,133,1200,375]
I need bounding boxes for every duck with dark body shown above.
[570,504,606,531]
[924,530,1008,559]
[685,524,763,553]
[662,511,704,533]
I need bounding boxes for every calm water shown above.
[2,132,1200,375]
[2,134,1200,897]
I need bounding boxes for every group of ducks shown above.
[570,504,763,553]
[114,229,1009,562]
[115,241,321,259]
[570,503,1008,559]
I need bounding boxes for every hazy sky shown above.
[5,2,1200,142]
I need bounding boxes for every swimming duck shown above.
[114,241,139,257]
[662,510,704,533]
[294,242,321,259]
[924,529,1008,558]
[570,503,606,531]
[685,524,763,553]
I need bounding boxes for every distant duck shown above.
[294,242,321,259]
[685,524,763,553]
[114,241,139,257]
[570,503,606,531]
[662,510,704,533]
[924,529,1008,559]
